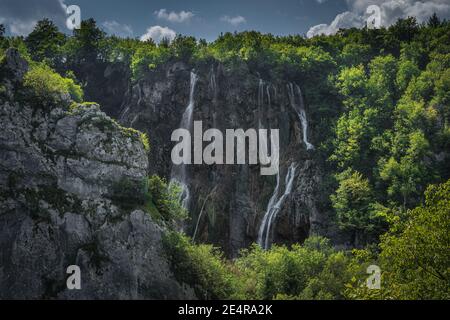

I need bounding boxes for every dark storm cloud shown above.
[0,0,67,35]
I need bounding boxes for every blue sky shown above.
[1,0,449,41]
[69,0,347,40]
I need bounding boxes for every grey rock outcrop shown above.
[0,52,194,299]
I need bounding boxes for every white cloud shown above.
[221,15,247,26]
[307,11,364,38]
[154,9,194,23]
[316,0,328,3]
[102,20,133,37]
[307,0,450,38]
[9,19,39,35]
[140,25,176,43]
[0,0,67,35]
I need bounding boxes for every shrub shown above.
[23,63,83,105]
[147,175,187,224]
[163,231,237,299]
[131,45,171,80]
[234,237,353,300]
[140,132,150,152]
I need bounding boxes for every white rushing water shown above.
[170,71,198,208]
[210,66,217,98]
[210,66,218,128]
[257,162,298,249]
[258,79,264,129]
[266,85,271,109]
[287,83,314,150]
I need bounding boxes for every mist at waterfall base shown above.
[170,71,314,250]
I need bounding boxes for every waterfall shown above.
[287,83,314,150]
[258,79,264,129]
[210,67,218,128]
[209,66,220,185]
[257,162,298,249]
[170,71,198,208]
[210,66,217,101]
[266,85,271,109]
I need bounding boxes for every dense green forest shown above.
[0,14,449,299]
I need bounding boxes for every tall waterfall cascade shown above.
[170,71,198,208]
[287,83,314,150]
[257,163,298,249]
[258,79,264,129]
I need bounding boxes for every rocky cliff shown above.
[117,60,337,256]
[0,49,194,299]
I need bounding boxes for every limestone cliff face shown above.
[118,60,334,256]
[0,49,194,299]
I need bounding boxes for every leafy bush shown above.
[345,179,450,300]
[331,169,386,245]
[163,231,237,299]
[140,132,150,152]
[131,44,171,80]
[162,235,354,300]
[234,237,353,300]
[23,63,83,105]
[147,175,187,224]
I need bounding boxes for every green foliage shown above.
[331,169,385,244]
[329,22,449,251]
[233,237,353,300]
[163,233,356,300]
[66,18,107,64]
[346,179,450,299]
[140,132,150,152]
[130,43,171,80]
[378,130,432,206]
[147,175,187,224]
[25,19,65,67]
[340,43,371,66]
[378,179,450,299]
[23,63,83,105]
[163,231,236,299]
[171,35,197,61]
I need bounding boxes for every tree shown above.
[380,179,450,299]
[0,24,5,49]
[130,43,171,80]
[147,175,187,224]
[340,43,372,67]
[25,19,65,66]
[67,18,106,64]
[331,169,385,246]
[379,130,432,208]
[427,13,441,28]
[389,17,419,43]
[171,35,197,61]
